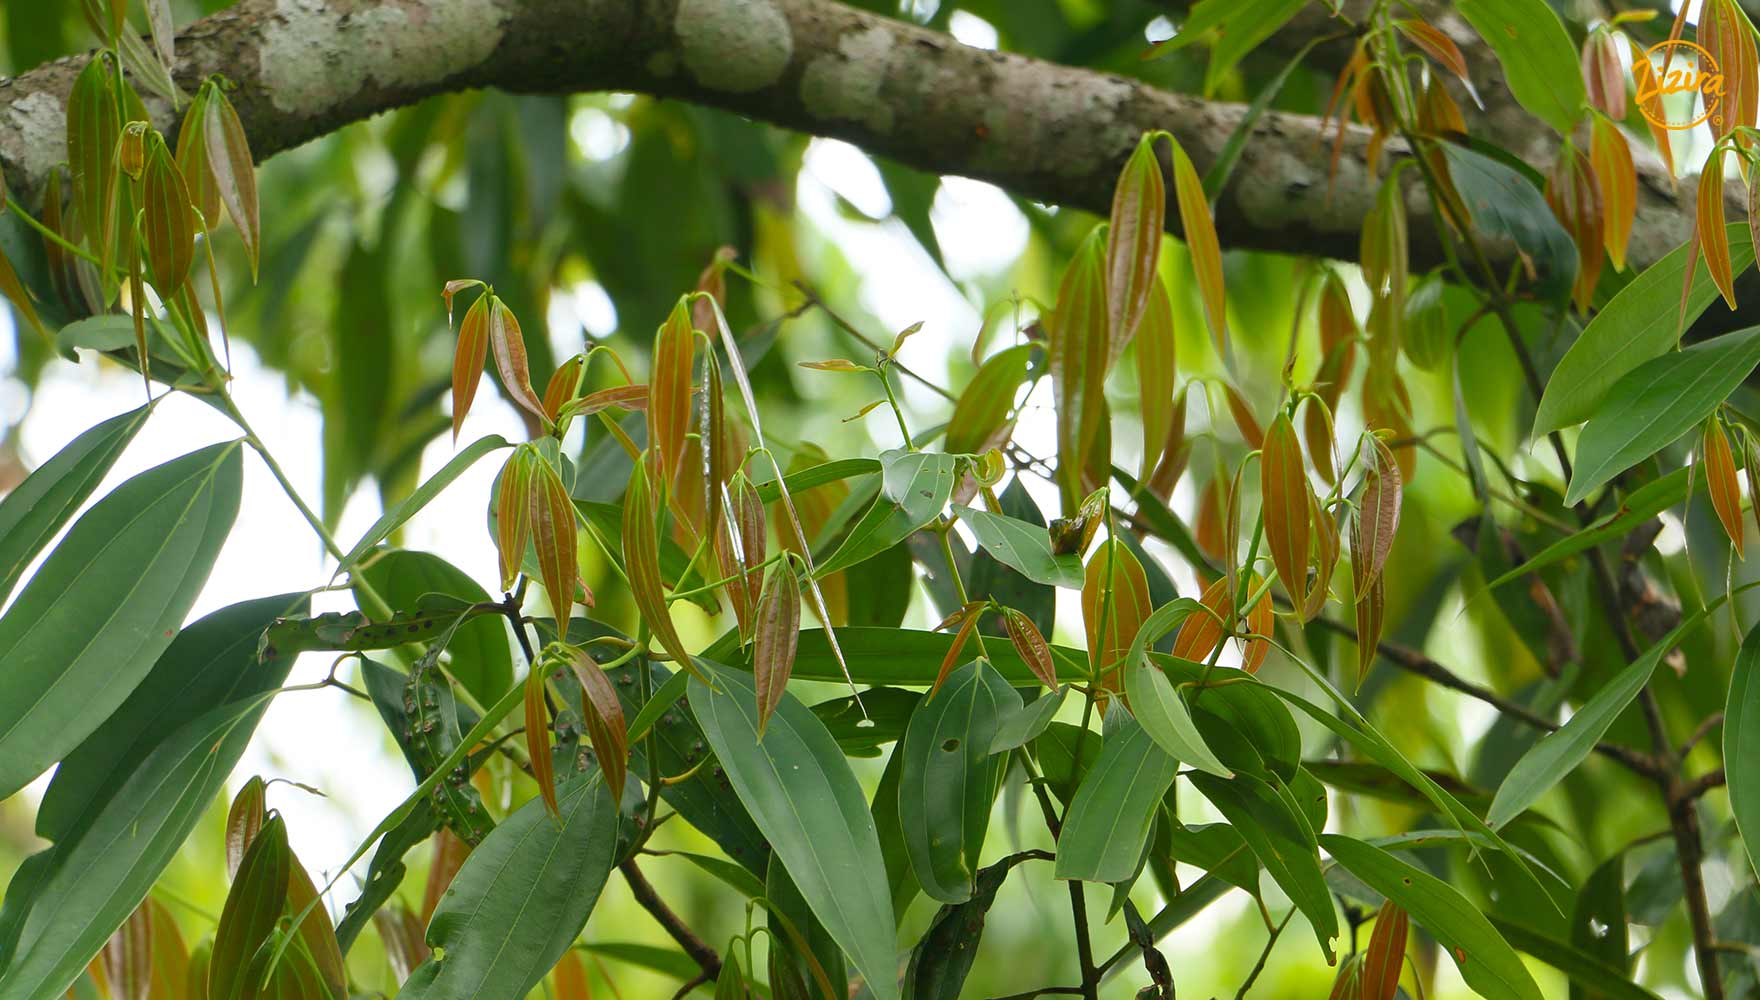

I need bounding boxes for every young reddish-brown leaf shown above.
[1545,145,1605,313]
[225,776,267,878]
[1705,418,1746,557]
[1195,478,1228,581]
[1106,132,1167,366]
[1699,147,1737,309]
[526,663,559,817]
[175,88,221,228]
[798,358,867,372]
[1352,520,1389,688]
[625,458,698,678]
[754,558,802,734]
[1262,413,1312,612]
[1360,900,1409,1000]
[1702,0,1759,140]
[565,383,650,419]
[1171,139,1229,361]
[67,55,121,266]
[1002,607,1059,689]
[489,295,551,426]
[1050,229,1110,511]
[566,644,629,801]
[1590,115,1638,271]
[1137,277,1178,483]
[716,473,768,641]
[1173,576,1232,663]
[1241,577,1274,673]
[692,245,735,334]
[1353,437,1403,592]
[376,904,430,982]
[451,292,492,440]
[1081,540,1152,682]
[422,830,470,923]
[553,950,592,1000]
[651,298,695,487]
[1582,30,1626,120]
[543,355,583,424]
[530,457,581,621]
[1415,74,1468,146]
[1318,271,1359,379]
[202,86,260,279]
[1145,387,1190,502]
[1329,954,1366,1000]
[931,603,984,696]
[101,899,154,1000]
[141,133,196,298]
[1305,490,1340,620]
[1222,383,1265,449]
[1395,18,1472,86]
[495,448,534,591]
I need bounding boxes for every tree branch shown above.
[0,0,1706,277]
[618,858,721,984]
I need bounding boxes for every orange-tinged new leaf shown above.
[651,299,695,487]
[489,295,550,426]
[203,86,260,279]
[1545,144,1605,313]
[554,950,592,1000]
[1329,954,1366,1000]
[1361,900,1409,1000]
[1049,229,1109,511]
[567,644,629,801]
[141,133,197,298]
[625,458,698,677]
[1262,413,1312,612]
[452,293,492,440]
[754,558,801,734]
[1137,278,1178,483]
[1174,576,1232,663]
[1171,139,1229,361]
[530,457,581,622]
[1705,418,1746,556]
[931,604,983,696]
[544,355,583,423]
[526,661,559,817]
[1583,30,1626,120]
[1395,18,1472,87]
[1081,540,1152,681]
[1002,607,1059,689]
[1352,519,1389,687]
[1241,578,1274,673]
[1699,147,1737,309]
[1106,133,1167,366]
[101,900,153,1000]
[1353,436,1403,592]
[1305,489,1340,620]
[1590,115,1637,270]
[1630,39,1679,178]
[1222,383,1265,449]
[495,448,535,591]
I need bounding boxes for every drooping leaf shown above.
[1361,900,1408,1000]
[1001,608,1058,690]
[1704,418,1746,555]
[754,558,802,734]
[1353,436,1402,592]
[1590,115,1637,270]
[624,458,695,677]
[1055,709,1179,883]
[202,86,259,277]
[899,661,1013,903]
[1454,0,1587,134]
[901,851,1037,1000]
[1081,538,1152,680]
[1697,147,1737,309]
[495,447,535,591]
[67,54,120,267]
[1106,133,1165,365]
[140,133,195,298]
[1262,413,1311,611]
[1048,229,1109,508]
[1565,325,1760,505]
[565,644,629,804]
[1171,138,1230,364]
[0,442,242,800]
[488,295,549,426]
[526,656,559,818]
[529,457,581,622]
[650,298,695,488]
[688,664,900,1000]
[1544,144,1604,313]
[450,293,492,441]
[1192,771,1338,959]
[1137,278,1178,484]
[1439,143,1578,300]
[1121,600,1232,777]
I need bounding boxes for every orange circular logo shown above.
[1635,40,1724,131]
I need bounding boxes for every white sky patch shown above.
[933,177,1030,280]
[948,11,999,50]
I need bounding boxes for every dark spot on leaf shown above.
[942,738,961,751]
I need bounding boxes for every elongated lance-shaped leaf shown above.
[697,294,857,700]
[1049,229,1108,510]
[1698,146,1736,309]
[543,355,583,424]
[527,656,559,818]
[1001,608,1058,689]
[1704,417,1746,556]
[451,292,492,441]
[1590,114,1636,271]
[495,447,535,592]
[650,298,695,489]
[1137,278,1178,484]
[1122,599,1232,776]
[203,85,259,278]
[716,473,767,642]
[566,644,628,802]
[529,456,580,622]
[175,87,220,228]
[140,132,195,298]
[225,777,266,879]
[1106,133,1166,367]
[1082,537,1151,678]
[340,434,510,573]
[1055,708,1181,882]
[754,557,801,735]
[946,344,1031,456]
[209,814,292,1000]
[1171,136,1230,366]
[1361,900,1408,1000]
[67,54,120,268]
[624,457,697,678]
[954,503,1084,589]
[1353,435,1402,592]
[1729,620,1760,879]
[489,295,550,426]
[1262,412,1312,612]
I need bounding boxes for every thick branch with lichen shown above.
[0,0,1710,279]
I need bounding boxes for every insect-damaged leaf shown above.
[1262,413,1312,612]
[1106,132,1166,365]
[565,644,629,803]
[203,85,260,279]
[900,660,1013,903]
[651,298,695,488]
[755,557,802,735]
[1704,417,1746,556]
[624,457,696,677]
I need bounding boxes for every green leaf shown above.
[1570,853,1630,997]
[1729,621,1760,881]
[1121,600,1231,777]
[398,771,619,998]
[899,661,1013,903]
[1489,619,1690,828]
[1489,918,1660,1000]
[1483,468,1691,592]
[1190,772,1338,959]
[1055,710,1180,883]
[356,548,513,706]
[210,815,292,1000]
[0,441,242,800]
[1323,834,1544,1000]
[816,450,957,577]
[989,687,1066,754]
[689,664,900,1000]
[1565,326,1760,506]
[902,852,1038,1000]
[1152,0,1307,95]
[945,344,1031,456]
[954,504,1084,589]
[0,404,149,606]
[1453,0,1586,133]
[1535,225,1755,434]
[337,434,510,571]
[0,697,274,998]
[872,742,921,925]
[1438,144,1577,300]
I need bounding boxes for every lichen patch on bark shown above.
[675,0,793,94]
[1,92,66,188]
[800,25,896,133]
[259,0,507,116]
